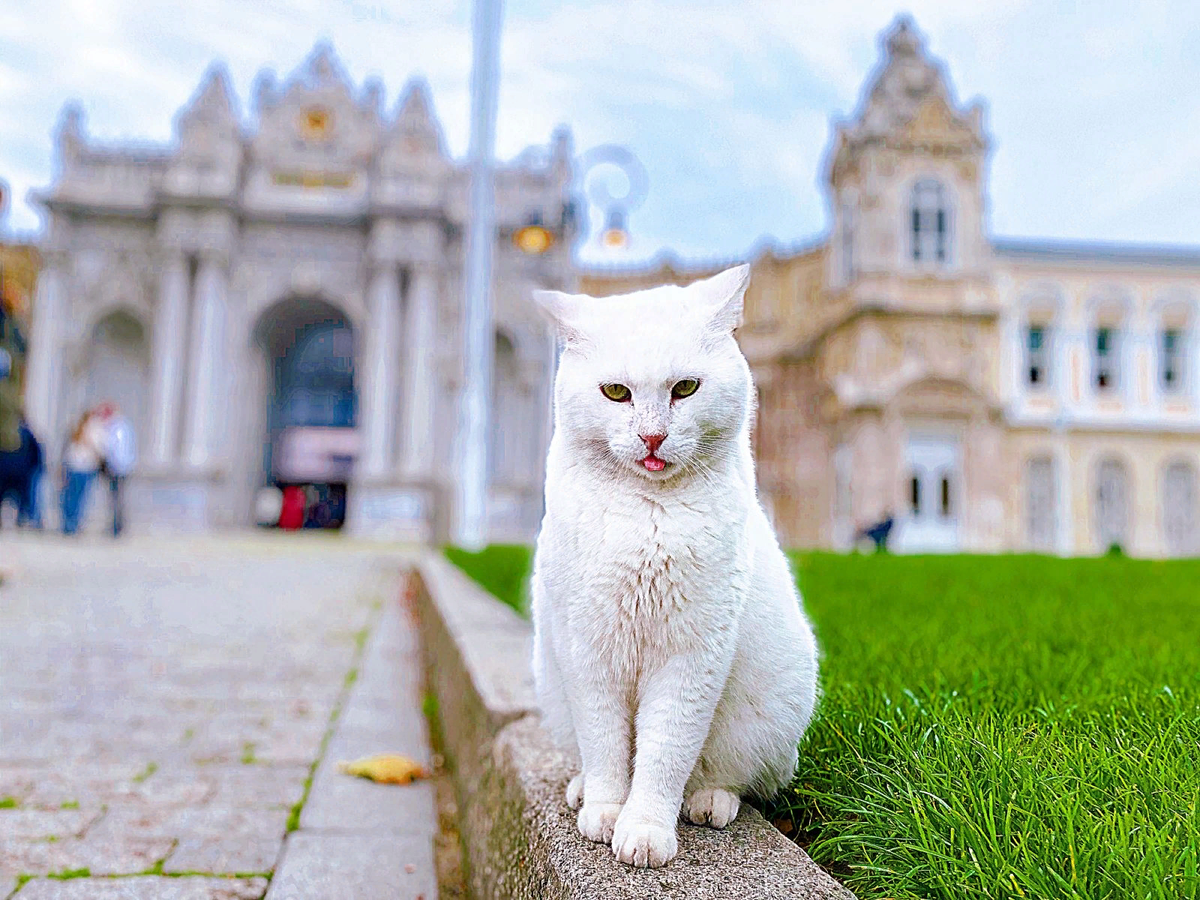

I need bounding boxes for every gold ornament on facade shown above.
[299,106,332,141]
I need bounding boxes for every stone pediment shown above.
[894,95,980,153]
[828,15,987,169]
[250,43,380,172]
[379,78,449,177]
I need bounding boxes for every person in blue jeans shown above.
[60,411,101,535]
[17,420,44,528]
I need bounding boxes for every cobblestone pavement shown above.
[0,534,436,899]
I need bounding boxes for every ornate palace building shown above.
[583,17,1200,558]
[26,45,574,538]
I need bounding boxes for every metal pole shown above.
[455,0,504,549]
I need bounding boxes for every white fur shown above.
[530,265,820,869]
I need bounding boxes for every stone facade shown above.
[26,45,576,539]
[583,17,1200,558]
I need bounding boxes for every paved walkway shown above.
[0,534,436,899]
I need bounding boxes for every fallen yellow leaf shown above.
[337,754,428,784]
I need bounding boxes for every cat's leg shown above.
[566,773,585,810]
[568,670,633,844]
[683,622,815,823]
[612,649,733,868]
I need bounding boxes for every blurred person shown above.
[278,484,306,530]
[60,410,102,535]
[254,485,284,528]
[0,419,39,527]
[96,402,136,537]
[857,510,895,553]
[15,419,44,528]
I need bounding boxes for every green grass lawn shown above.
[444,546,1200,900]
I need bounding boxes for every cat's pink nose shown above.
[640,433,667,455]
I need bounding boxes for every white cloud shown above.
[1,0,1198,261]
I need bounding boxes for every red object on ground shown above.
[278,485,306,530]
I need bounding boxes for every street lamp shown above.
[576,145,648,252]
[455,0,505,550]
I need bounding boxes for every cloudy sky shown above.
[1,0,1198,265]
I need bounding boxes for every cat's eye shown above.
[601,383,632,402]
[671,379,700,399]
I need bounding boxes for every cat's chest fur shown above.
[547,478,750,669]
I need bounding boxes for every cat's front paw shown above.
[577,801,622,844]
[611,814,678,868]
[684,788,741,828]
[566,773,585,810]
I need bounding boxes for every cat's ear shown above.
[695,264,751,333]
[532,289,589,346]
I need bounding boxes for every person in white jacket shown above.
[96,402,136,537]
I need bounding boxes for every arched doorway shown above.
[254,298,357,530]
[82,310,150,442]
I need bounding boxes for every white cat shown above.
[529,265,820,869]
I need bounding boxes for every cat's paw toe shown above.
[577,801,621,844]
[684,788,741,829]
[566,774,585,810]
[611,817,677,868]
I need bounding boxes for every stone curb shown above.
[411,553,855,900]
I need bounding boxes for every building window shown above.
[1026,456,1057,551]
[1093,326,1120,392]
[1026,325,1051,388]
[909,474,921,515]
[1093,458,1130,552]
[939,475,951,518]
[1161,328,1186,394]
[911,179,949,264]
[1162,462,1198,556]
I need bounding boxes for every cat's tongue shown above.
[642,455,666,472]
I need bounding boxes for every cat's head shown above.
[533,265,753,482]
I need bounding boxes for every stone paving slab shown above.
[299,765,436,834]
[12,875,269,899]
[266,834,436,900]
[164,836,282,876]
[1,535,433,899]
[0,832,178,878]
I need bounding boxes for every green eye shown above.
[671,379,700,399]
[601,383,631,402]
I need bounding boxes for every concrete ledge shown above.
[411,554,855,900]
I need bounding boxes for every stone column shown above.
[24,257,64,443]
[148,251,190,466]
[182,252,227,467]
[400,264,438,478]
[360,262,400,478]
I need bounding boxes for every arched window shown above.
[1159,327,1187,395]
[1025,455,1057,551]
[1092,326,1121,392]
[1162,461,1198,556]
[911,179,949,264]
[1093,458,1130,552]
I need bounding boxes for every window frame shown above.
[1162,460,1198,556]
[1160,327,1186,395]
[910,179,951,267]
[1092,325,1121,393]
[1025,323,1052,390]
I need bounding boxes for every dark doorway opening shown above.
[256,298,357,530]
